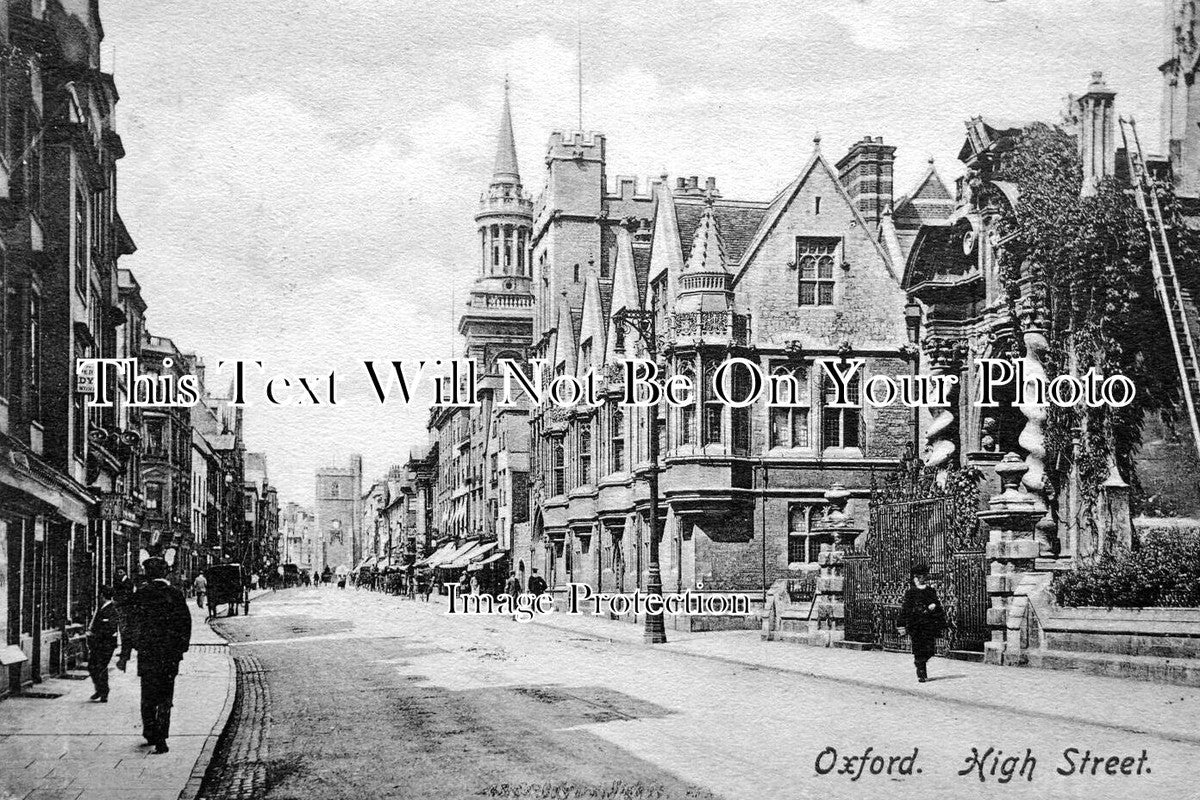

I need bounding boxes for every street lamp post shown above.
[614,308,667,645]
[904,299,924,460]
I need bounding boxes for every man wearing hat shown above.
[116,557,192,753]
[896,563,946,683]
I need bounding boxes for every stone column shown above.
[979,453,1047,666]
[1017,303,1056,555]
[922,337,960,487]
[1096,455,1132,554]
[812,484,862,647]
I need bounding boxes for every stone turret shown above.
[675,196,734,315]
[474,80,534,292]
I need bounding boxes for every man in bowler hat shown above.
[896,563,946,683]
[117,557,192,753]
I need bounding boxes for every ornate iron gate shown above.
[844,466,987,654]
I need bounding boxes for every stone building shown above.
[314,455,362,573]
[426,84,533,572]
[524,126,917,626]
[0,0,143,692]
[140,334,193,567]
[279,501,315,572]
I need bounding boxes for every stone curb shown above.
[529,616,1200,747]
[178,614,242,800]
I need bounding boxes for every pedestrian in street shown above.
[527,568,547,597]
[117,557,192,754]
[896,563,946,683]
[469,572,481,597]
[457,571,470,598]
[86,586,119,702]
[113,567,135,646]
[193,572,208,610]
[504,571,521,600]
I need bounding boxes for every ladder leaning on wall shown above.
[1119,116,1200,459]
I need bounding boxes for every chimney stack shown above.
[835,135,896,231]
[1077,71,1116,197]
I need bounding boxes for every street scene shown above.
[8,0,1200,798]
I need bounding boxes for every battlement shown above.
[604,174,664,201]
[545,130,606,162]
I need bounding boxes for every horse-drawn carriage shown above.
[206,563,250,618]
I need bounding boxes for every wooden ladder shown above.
[1119,116,1200,458]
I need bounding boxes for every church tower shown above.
[459,80,535,374]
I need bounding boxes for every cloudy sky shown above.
[103,0,1164,506]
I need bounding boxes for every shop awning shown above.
[466,550,506,571]
[414,542,456,568]
[375,556,389,569]
[426,540,479,569]
[445,541,498,570]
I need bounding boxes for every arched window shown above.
[578,419,592,485]
[677,359,696,445]
[610,407,625,473]
[702,357,722,445]
[552,440,566,496]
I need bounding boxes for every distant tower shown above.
[460,81,535,375]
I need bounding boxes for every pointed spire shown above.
[493,78,521,185]
[683,198,730,274]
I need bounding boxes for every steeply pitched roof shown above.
[732,149,901,284]
[675,200,768,267]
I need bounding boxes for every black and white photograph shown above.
[2,1,1200,798]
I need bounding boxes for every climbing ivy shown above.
[992,123,1194,517]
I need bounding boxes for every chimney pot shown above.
[705,177,716,191]
[676,177,686,189]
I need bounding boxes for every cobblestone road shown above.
[196,587,1200,800]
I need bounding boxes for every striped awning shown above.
[444,541,497,570]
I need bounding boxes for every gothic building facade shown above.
[524,129,925,627]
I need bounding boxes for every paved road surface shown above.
[199,587,1200,800]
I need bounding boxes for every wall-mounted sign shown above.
[76,359,97,395]
[99,493,126,521]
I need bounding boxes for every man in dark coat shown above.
[527,569,547,597]
[896,563,945,683]
[117,557,192,753]
[87,586,119,702]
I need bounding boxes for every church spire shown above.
[492,78,521,186]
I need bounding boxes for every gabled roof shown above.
[732,148,900,284]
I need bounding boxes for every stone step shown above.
[946,649,985,662]
[1026,648,1200,687]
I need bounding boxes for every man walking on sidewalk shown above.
[896,563,946,683]
[117,557,192,754]
[193,572,208,610]
[86,586,119,702]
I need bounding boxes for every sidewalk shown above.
[0,599,235,800]
[529,607,1200,745]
